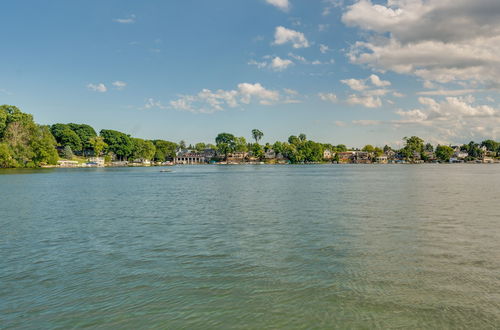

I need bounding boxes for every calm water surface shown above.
[1,165,499,329]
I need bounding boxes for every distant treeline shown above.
[1,105,499,168]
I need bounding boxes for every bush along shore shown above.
[1,105,499,169]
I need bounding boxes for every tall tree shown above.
[152,140,178,161]
[251,129,263,144]
[215,133,236,160]
[88,136,107,157]
[435,145,454,162]
[100,129,133,160]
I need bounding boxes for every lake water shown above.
[1,165,500,328]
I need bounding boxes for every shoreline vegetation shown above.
[1,104,499,169]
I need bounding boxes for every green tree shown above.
[435,145,454,162]
[51,124,82,151]
[179,140,187,149]
[298,133,307,142]
[67,123,97,152]
[481,140,499,156]
[251,129,263,144]
[401,136,424,161]
[152,140,178,161]
[89,136,107,157]
[288,135,300,145]
[215,133,236,160]
[195,142,206,152]
[0,143,15,168]
[362,145,375,153]
[30,125,59,166]
[235,137,247,152]
[251,143,264,160]
[62,145,74,159]
[131,138,156,160]
[424,143,434,152]
[336,144,347,152]
[100,129,133,160]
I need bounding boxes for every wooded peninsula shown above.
[1,104,499,168]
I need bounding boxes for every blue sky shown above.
[1,0,499,147]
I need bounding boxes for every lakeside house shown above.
[323,149,333,160]
[174,152,206,164]
[337,152,355,164]
[353,151,371,164]
[375,155,388,164]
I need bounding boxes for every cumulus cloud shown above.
[393,95,500,140]
[168,83,283,114]
[342,0,500,87]
[341,78,368,91]
[271,56,294,71]
[248,56,294,71]
[112,81,127,90]
[369,74,391,87]
[273,26,310,48]
[340,74,396,107]
[87,83,107,93]
[113,14,136,24]
[266,0,290,12]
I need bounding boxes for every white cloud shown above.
[393,95,500,140]
[342,1,500,87]
[271,56,294,71]
[168,83,282,114]
[113,14,136,24]
[273,26,310,48]
[284,88,299,95]
[112,81,127,90]
[266,0,290,12]
[87,83,107,93]
[346,94,382,108]
[335,120,347,127]
[369,74,391,87]
[319,92,338,103]
[319,44,330,54]
[341,78,367,91]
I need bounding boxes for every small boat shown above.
[160,169,172,172]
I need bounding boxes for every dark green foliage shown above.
[51,124,82,151]
[100,129,133,160]
[251,129,263,143]
[215,133,236,160]
[67,123,97,150]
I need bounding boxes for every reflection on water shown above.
[1,165,499,328]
